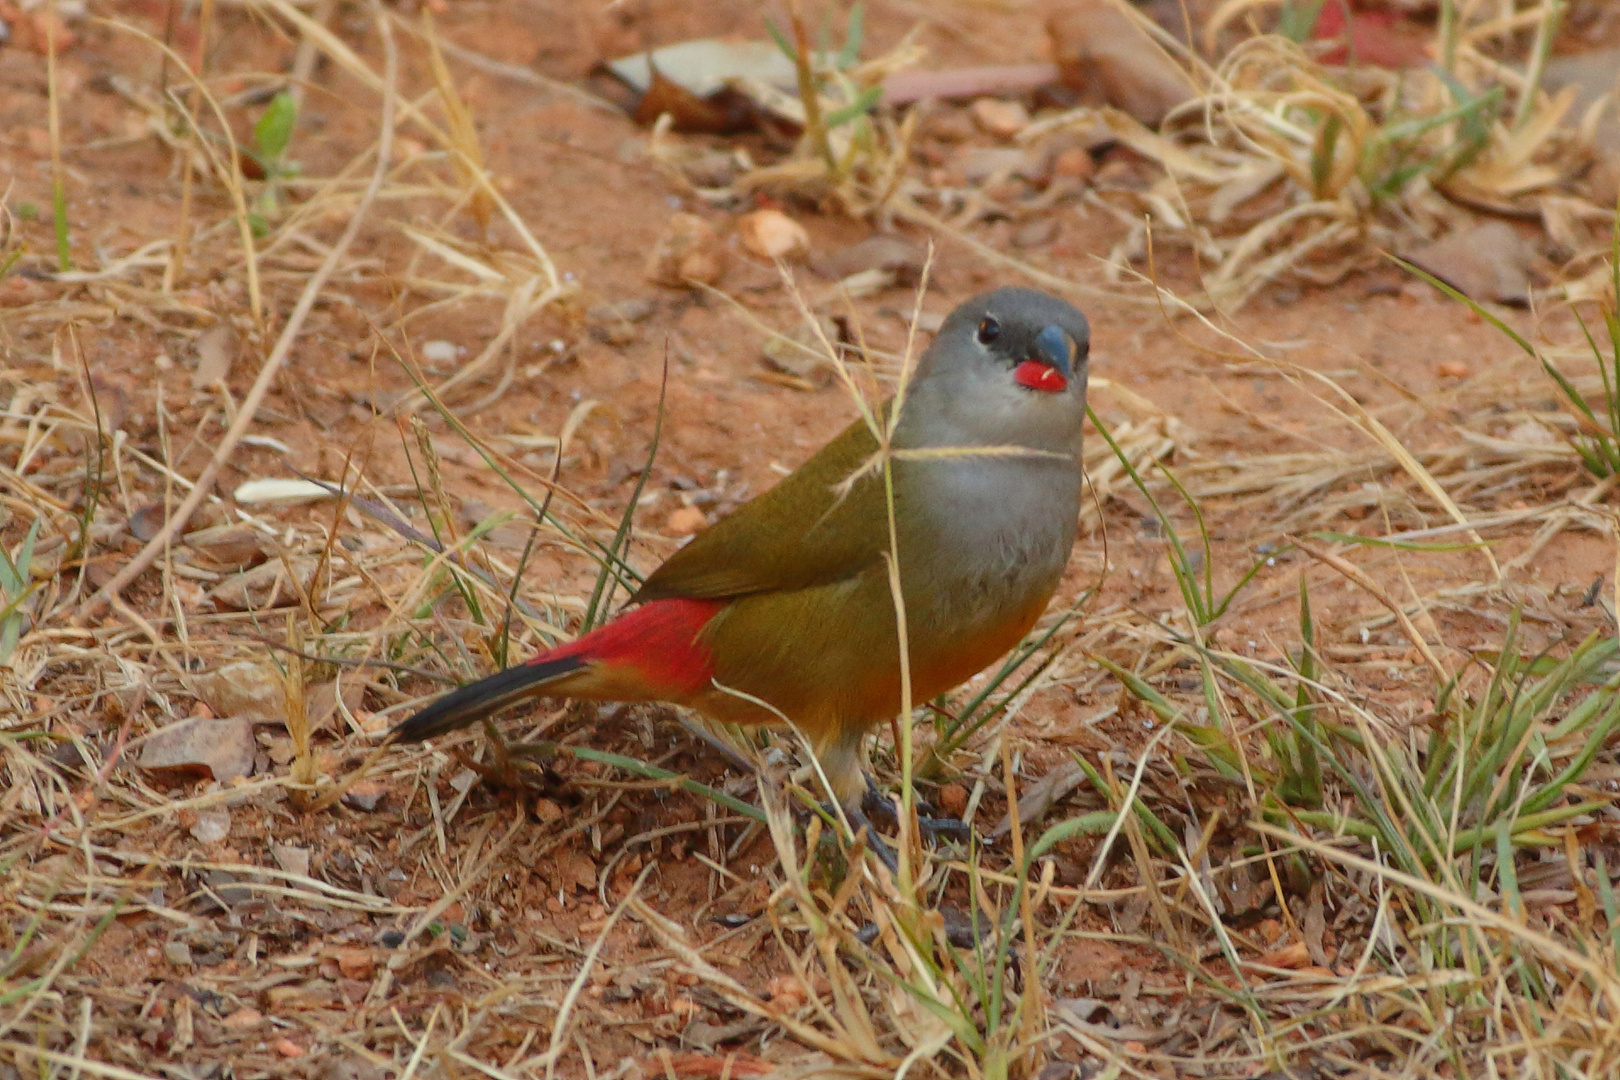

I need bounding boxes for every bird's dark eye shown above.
[977,317,1000,344]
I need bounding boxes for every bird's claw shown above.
[860,781,976,846]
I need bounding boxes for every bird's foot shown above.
[860,781,975,845]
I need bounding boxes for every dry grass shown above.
[5,1,1620,1079]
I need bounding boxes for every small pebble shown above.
[665,505,708,537]
[420,339,458,366]
[1012,219,1057,249]
[969,97,1030,138]
[222,1007,263,1030]
[163,940,193,967]
[1050,146,1096,182]
[1437,361,1469,379]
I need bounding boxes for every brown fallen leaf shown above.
[1402,221,1532,306]
[184,524,270,572]
[633,64,758,134]
[207,557,320,611]
[138,717,256,782]
[192,323,238,389]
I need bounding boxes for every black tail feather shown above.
[391,655,587,744]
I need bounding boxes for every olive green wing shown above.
[633,412,896,602]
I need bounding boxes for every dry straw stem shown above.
[78,0,398,621]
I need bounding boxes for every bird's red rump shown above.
[1013,360,1068,393]
[545,597,725,698]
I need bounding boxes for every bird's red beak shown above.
[1012,360,1068,393]
[1012,325,1074,393]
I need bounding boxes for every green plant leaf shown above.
[254,91,299,164]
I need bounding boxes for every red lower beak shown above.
[1013,360,1068,393]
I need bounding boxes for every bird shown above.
[392,286,1091,851]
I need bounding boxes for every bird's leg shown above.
[803,732,900,873]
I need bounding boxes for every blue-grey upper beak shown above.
[1033,325,1074,378]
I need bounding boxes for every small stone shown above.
[191,324,238,389]
[647,213,728,289]
[533,797,564,823]
[1050,146,1096,182]
[190,808,231,844]
[954,146,1036,185]
[1048,0,1196,127]
[1505,419,1558,446]
[682,150,736,188]
[222,1007,263,1030]
[341,781,387,812]
[1401,222,1531,305]
[737,208,810,261]
[1012,219,1057,249]
[274,1038,306,1058]
[330,946,375,980]
[420,339,459,367]
[1436,361,1469,379]
[969,97,1030,138]
[665,506,708,537]
[937,783,969,818]
[586,298,656,324]
[163,940,193,967]
[813,235,926,284]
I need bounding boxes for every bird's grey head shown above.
[905,287,1091,455]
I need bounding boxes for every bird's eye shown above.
[977,317,1000,345]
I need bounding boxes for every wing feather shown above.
[633,412,893,602]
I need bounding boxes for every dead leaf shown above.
[607,38,797,98]
[762,313,841,385]
[1402,222,1532,305]
[992,761,1086,838]
[138,717,256,782]
[184,524,269,572]
[633,64,757,134]
[207,557,319,611]
[271,844,311,877]
[233,478,339,505]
